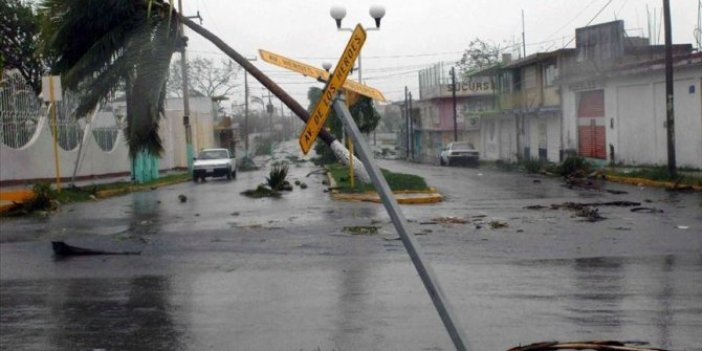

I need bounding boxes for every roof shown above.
[502,49,576,69]
[466,63,503,77]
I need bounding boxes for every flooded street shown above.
[1,156,701,351]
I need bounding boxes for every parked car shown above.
[439,142,479,166]
[193,148,236,181]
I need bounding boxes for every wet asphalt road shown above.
[1,148,701,351]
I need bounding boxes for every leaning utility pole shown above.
[244,69,250,156]
[451,66,458,142]
[663,0,677,177]
[405,86,410,159]
[521,9,527,58]
[178,0,194,171]
[409,91,414,160]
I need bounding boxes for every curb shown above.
[0,190,35,213]
[95,177,191,199]
[325,170,443,205]
[0,177,191,214]
[603,174,702,191]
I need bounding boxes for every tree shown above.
[38,0,370,181]
[348,95,381,134]
[40,0,178,161]
[456,38,501,76]
[167,57,241,98]
[307,87,381,164]
[1,0,47,95]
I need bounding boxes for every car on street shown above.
[193,148,236,181]
[439,142,479,166]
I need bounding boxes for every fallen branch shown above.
[51,241,141,256]
[507,340,667,351]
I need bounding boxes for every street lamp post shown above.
[329,5,385,187]
[329,5,385,84]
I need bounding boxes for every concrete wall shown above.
[480,115,518,162]
[0,115,131,183]
[0,96,217,183]
[525,113,561,162]
[562,65,701,168]
[610,70,701,168]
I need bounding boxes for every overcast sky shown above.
[180,0,700,109]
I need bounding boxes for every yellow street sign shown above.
[259,49,385,102]
[299,24,366,154]
[259,49,328,81]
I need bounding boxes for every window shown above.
[544,63,558,87]
[523,66,537,89]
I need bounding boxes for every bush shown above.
[522,158,542,174]
[266,162,289,190]
[558,155,592,177]
[495,159,519,172]
[327,163,428,193]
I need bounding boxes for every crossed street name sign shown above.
[259,24,386,154]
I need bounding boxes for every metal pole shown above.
[663,0,676,177]
[280,99,286,141]
[405,86,410,159]
[358,52,363,83]
[71,110,94,186]
[178,0,194,171]
[244,70,249,156]
[521,9,526,58]
[267,91,273,137]
[333,96,472,351]
[48,77,61,192]
[451,67,458,142]
[409,91,413,160]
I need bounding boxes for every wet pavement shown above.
[1,149,701,351]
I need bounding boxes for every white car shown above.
[193,148,236,181]
[439,142,479,166]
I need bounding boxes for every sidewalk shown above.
[0,171,188,213]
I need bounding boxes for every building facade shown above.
[412,62,496,163]
[477,20,701,169]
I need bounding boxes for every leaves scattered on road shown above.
[343,226,379,235]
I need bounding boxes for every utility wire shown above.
[543,0,599,42]
[562,0,615,48]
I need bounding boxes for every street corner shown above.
[329,189,443,204]
[603,173,702,192]
[324,169,443,204]
[0,189,35,213]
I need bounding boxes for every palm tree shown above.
[40,0,177,182]
[39,0,369,182]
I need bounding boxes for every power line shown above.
[543,0,599,43]
[562,0,615,48]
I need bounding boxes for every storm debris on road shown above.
[574,207,606,222]
[630,207,663,213]
[178,194,187,203]
[241,185,282,198]
[489,220,509,229]
[343,226,379,235]
[52,241,140,256]
[524,205,549,210]
[506,340,667,351]
[422,216,469,225]
[415,229,433,235]
[550,200,641,211]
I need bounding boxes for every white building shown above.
[561,54,702,168]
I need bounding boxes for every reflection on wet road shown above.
[1,155,701,350]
